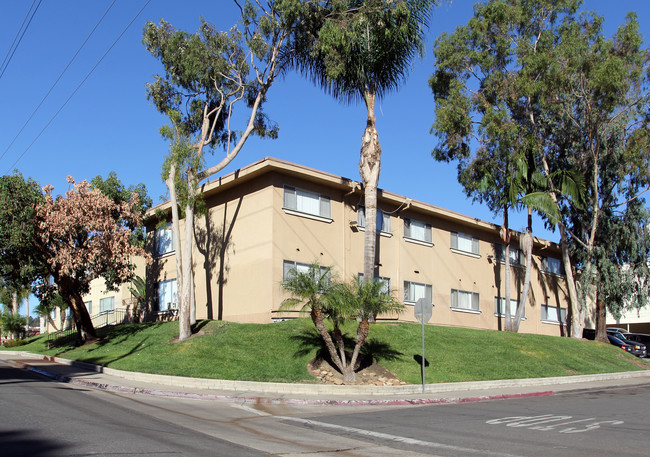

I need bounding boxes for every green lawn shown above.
[3,319,647,384]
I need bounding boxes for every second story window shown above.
[357,206,391,234]
[450,231,479,256]
[155,223,174,257]
[283,186,331,220]
[543,257,564,275]
[404,218,432,244]
[495,244,524,266]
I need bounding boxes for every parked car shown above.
[622,333,650,357]
[607,334,647,357]
[606,327,629,335]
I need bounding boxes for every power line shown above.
[0,0,118,163]
[6,0,152,173]
[0,0,43,81]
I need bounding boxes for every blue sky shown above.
[2,1,648,316]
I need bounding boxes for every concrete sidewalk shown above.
[2,350,650,406]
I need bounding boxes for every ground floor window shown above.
[404,281,432,305]
[541,304,566,324]
[494,296,524,318]
[84,300,92,316]
[358,273,391,295]
[99,296,115,314]
[451,289,480,312]
[157,279,178,312]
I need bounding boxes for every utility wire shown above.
[0,0,43,81]
[0,0,118,163]
[7,0,152,173]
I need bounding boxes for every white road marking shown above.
[487,414,624,434]
[279,416,527,457]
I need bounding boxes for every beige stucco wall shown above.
[144,158,572,337]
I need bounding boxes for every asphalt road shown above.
[0,362,267,457]
[2,359,649,457]
[292,383,650,456]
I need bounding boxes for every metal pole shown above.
[421,317,426,394]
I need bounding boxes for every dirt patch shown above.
[307,355,407,386]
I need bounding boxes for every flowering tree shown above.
[35,177,148,343]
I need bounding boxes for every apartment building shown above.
[145,157,571,336]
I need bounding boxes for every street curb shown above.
[22,363,556,406]
[4,351,650,406]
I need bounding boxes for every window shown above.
[404,218,432,244]
[358,206,391,234]
[404,281,432,304]
[495,244,524,266]
[283,260,331,286]
[451,232,480,256]
[155,223,173,256]
[358,273,391,295]
[543,257,564,275]
[451,289,480,312]
[541,304,566,324]
[99,296,115,314]
[157,279,178,312]
[283,186,331,220]
[84,300,92,316]
[494,296,524,318]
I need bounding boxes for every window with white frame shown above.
[357,206,391,234]
[358,273,391,295]
[495,244,524,266]
[404,218,432,244]
[99,296,115,314]
[154,223,174,256]
[494,296,524,318]
[283,186,331,220]
[157,279,178,312]
[404,281,432,304]
[450,231,480,256]
[543,257,564,275]
[541,304,566,324]
[283,260,331,286]
[84,300,92,316]
[451,289,480,312]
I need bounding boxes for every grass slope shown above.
[4,319,647,384]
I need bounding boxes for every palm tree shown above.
[293,0,436,292]
[281,264,403,382]
[280,264,342,371]
[328,277,403,381]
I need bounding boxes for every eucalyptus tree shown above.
[143,0,307,341]
[430,0,649,339]
[430,0,579,331]
[535,9,650,340]
[293,0,436,292]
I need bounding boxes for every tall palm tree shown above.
[294,0,436,289]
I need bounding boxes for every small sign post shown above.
[414,298,433,394]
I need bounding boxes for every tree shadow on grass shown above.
[79,336,152,367]
[291,328,403,374]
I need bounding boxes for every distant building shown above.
[142,157,574,336]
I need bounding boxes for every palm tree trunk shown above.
[311,308,346,374]
[345,319,371,383]
[360,92,381,284]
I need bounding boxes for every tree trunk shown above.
[360,91,381,322]
[58,277,97,344]
[167,162,184,314]
[345,320,371,383]
[12,291,18,315]
[502,208,513,332]
[513,230,533,332]
[594,288,608,343]
[178,197,194,341]
[311,307,345,374]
